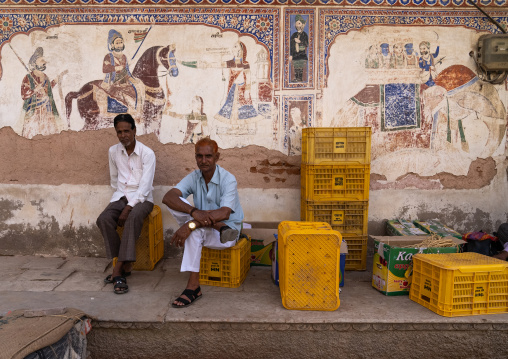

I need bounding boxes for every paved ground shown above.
[1,254,508,324]
[2,255,508,358]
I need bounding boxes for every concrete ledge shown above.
[1,256,508,358]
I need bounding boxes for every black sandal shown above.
[104,270,131,284]
[172,287,202,308]
[113,276,129,294]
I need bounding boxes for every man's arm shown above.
[109,147,118,191]
[163,188,193,214]
[128,149,156,208]
[109,147,132,227]
[493,251,508,260]
[163,184,229,226]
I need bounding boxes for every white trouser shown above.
[167,198,237,272]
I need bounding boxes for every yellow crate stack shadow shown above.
[301,127,372,271]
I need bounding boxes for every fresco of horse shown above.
[65,45,178,137]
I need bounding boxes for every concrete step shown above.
[1,255,508,358]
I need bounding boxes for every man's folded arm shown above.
[129,152,156,207]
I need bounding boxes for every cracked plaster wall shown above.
[0,7,507,256]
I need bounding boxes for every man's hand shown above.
[191,209,215,227]
[493,251,508,261]
[118,205,132,227]
[171,223,192,247]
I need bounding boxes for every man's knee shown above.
[185,230,204,247]
[96,210,113,228]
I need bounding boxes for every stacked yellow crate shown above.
[301,127,371,270]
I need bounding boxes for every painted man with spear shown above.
[19,46,65,139]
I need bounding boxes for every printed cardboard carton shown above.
[386,219,427,236]
[243,227,277,266]
[413,219,462,239]
[371,236,464,296]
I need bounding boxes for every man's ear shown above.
[215,152,220,161]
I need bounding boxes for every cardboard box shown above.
[242,225,278,267]
[386,219,427,236]
[413,219,462,239]
[371,236,464,296]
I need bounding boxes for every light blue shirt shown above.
[175,165,244,232]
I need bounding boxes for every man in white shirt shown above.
[96,113,156,294]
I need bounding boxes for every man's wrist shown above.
[190,207,197,216]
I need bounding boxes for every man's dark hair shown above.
[114,113,136,130]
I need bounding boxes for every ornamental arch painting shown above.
[320,9,508,181]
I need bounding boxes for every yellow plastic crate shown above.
[114,205,164,271]
[342,234,368,271]
[302,127,371,165]
[278,221,342,311]
[410,253,508,317]
[301,200,368,236]
[199,237,250,288]
[301,164,370,202]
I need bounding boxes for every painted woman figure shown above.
[214,41,262,124]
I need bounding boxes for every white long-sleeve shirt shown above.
[108,140,156,207]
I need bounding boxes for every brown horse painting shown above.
[65,45,178,137]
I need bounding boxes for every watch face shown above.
[188,222,196,230]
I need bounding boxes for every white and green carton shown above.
[386,219,427,236]
[413,219,462,239]
[372,236,464,296]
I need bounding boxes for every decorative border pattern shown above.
[282,94,314,151]
[284,8,314,90]
[0,7,280,88]
[0,1,506,7]
[318,9,508,89]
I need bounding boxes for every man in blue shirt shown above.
[163,138,244,308]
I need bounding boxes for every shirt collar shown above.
[200,165,220,185]
[120,140,139,156]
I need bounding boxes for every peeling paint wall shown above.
[0,4,507,256]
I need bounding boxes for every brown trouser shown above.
[96,198,154,262]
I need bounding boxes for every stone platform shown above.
[1,255,508,359]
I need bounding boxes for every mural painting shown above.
[0,7,505,176]
[320,9,507,181]
[283,95,314,156]
[0,8,280,150]
[65,29,178,138]
[17,46,67,139]
[284,9,314,89]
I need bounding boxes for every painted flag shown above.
[134,29,149,43]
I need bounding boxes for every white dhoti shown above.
[167,198,237,272]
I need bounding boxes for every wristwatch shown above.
[188,221,197,231]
